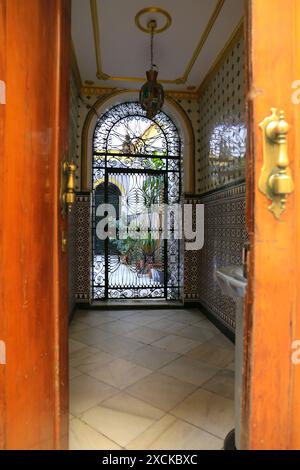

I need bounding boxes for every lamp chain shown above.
[150,23,154,69]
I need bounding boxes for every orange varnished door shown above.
[0,0,7,449]
[0,0,70,449]
[242,0,300,449]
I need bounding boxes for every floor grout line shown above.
[69,308,234,450]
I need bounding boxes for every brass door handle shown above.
[259,108,294,219]
[60,160,77,216]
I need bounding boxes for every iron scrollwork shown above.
[92,102,182,300]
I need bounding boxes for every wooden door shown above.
[242,0,300,450]
[1,0,300,452]
[0,0,71,449]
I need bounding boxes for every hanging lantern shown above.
[139,20,164,119]
[140,69,164,119]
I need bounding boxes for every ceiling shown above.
[72,0,244,95]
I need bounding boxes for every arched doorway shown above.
[91,101,182,301]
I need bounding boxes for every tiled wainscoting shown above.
[69,308,234,450]
[68,70,80,316]
[73,192,91,303]
[184,183,247,332]
[72,186,246,333]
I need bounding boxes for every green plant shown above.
[142,174,164,208]
[112,172,163,264]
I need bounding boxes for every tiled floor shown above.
[69,308,235,450]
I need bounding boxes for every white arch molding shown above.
[81,90,195,193]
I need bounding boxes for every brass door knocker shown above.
[259,108,294,219]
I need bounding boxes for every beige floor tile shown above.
[76,351,116,374]
[69,346,101,368]
[166,308,200,314]
[147,318,186,334]
[165,311,206,325]
[177,325,216,343]
[69,338,86,354]
[194,319,221,333]
[123,314,159,326]
[186,341,234,368]
[160,356,220,386]
[70,374,118,416]
[125,345,180,370]
[152,335,200,354]
[172,388,234,439]
[70,418,121,450]
[141,310,171,318]
[69,321,91,334]
[185,307,206,314]
[99,336,144,357]
[127,414,223,450]
[206,333,234,350]
[69,307,234,449]
[81,398,159,447]
[126,372,196,412]
[126,414,175,449]
[99,320,140,335]
[75,311,114,327]
[73,309,90,319]
[69,367,82,380]
[70,327,115,347]
[226,361,235,371]
[103,311,134,320]
[202,369,234,400]
[101,392,164,420]
[88,358,152,389]
[124,326,167,344]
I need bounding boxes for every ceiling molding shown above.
[197,18,244,97]
[80,85,199,101]
[181,0,226,83]
[78,18,243,103]
[135,7,172,34]
[90,0,226,85]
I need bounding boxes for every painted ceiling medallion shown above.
[135,7,172,34]
[137,8,171,119]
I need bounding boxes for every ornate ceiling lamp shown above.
[136,8,171,119]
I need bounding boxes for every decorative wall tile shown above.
[184,183,247,332]
[68,205,76,316]
[69,72,79,160]
[183,32,247,333]
[68,70,80,316]
[183,195,203,301]
[196,33,246,194]
[73,193,91,303]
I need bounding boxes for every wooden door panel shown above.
[290,0,300,450]
[54,0,71,449]
[0,0,70,450]
[242,0,300,450]
[0,0,7,449]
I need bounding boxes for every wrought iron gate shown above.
[91,101,181,301]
